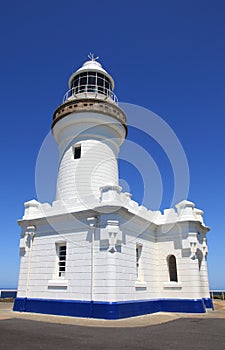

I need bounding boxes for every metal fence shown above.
[0,290,17,299]
[210,290,225,300]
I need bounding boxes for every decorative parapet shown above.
[162,208,178,223]
[194,208,204,224]
[19,191,208,236]
[175,200,196,221]
[23,200,40,219]
[99,185,122,202]
[175,200,208,228]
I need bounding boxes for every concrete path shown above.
[0,302,225,350]
[0,300,225,327]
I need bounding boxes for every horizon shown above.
[0,0,224,289]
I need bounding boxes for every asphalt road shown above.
[0,317,225,350]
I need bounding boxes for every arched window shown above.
[168,255,178,282]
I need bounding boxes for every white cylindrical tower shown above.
[52,55,127,204]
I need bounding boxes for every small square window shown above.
[74,145,81,159]
[56,244,67,278]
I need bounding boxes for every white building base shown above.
[14,187,213,319]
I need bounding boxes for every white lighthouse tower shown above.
[53,54,126,204]
[14,55,213,319]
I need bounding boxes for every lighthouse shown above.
[52,54,127,203]
[14,55,213,319]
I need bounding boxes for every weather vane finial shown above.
[88,52,99,61]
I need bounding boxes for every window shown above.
[168,255,178,282]
[74,145,81,159]
[57,244,67,278]
[71,72,112,96]
[136,244,142,280]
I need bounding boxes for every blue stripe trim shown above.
[202,297,214,309]
[13,297,207,319]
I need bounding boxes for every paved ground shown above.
[0,301,225,349]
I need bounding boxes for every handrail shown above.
[63,85,118,104]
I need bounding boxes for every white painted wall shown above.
[56,139,119,202]
[17,197,210,303]
[52,112,126,203]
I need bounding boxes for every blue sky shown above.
[0,0,224,289]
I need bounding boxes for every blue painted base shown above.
[13,297,212,319]
[203,297,214,310]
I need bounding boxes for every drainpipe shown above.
[87,216,99,317]
[25,226,36,307]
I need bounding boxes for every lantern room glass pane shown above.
[70,71,112,97]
